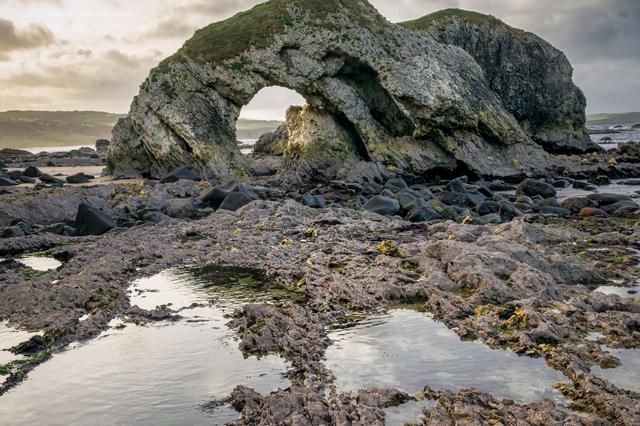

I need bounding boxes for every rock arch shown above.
[107,0,576,183]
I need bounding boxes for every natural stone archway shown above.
[107,0,579,183]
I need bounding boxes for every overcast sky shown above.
[1,0,638,119]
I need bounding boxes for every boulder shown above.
[516,179,556,198]
[2,227,25,238]
[142,210,172,223]
[18,176,36,184]
[362,196,401,216]
[75,203,116,236]
[66,173,91,184]
[201,187,230,209]
[499,202,523,221]
[219,192,254,211]
[162,198,198,219]
[407,205,442,222]
[300,195,326,209]
[23,165,42,178]
[579,208,607,218]
[0,177,18,187]
[476,200,500,216]
[40,174,64,184]
[159,166,200,184]
[7,170,22,180]
[587,193,632,207]
[562,197,597,214]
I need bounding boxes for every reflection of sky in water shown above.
[591,347,640,393]
[0,322,42,364]
[0,269,290,426]
[326,310,566,404]
[17,256,62,271]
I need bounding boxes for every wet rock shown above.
[142,210,171,223]
[200,187,230,209]
[580,207,607,218]
[7,170,23,180]
[2,227,25,238]
[162,198,198,219]
[66,173,91,184]
[561,197,597,213]
[476,200,501,216]
[0,177,18,186]
[362,196,400,216]
[301,195,326,209]
[39,174,64,184]
[218,192,253,211]
[75,203,116,236]
[587,193,632,207]
[601,200,639,215]
[407,205,442,222]
[385,178,409,192]
[573,180,597,190]
[18,176,36,184]
[552,179,571,188]
[590,175,611,185]
[11,335,47,355]
[619,179,640,186]
[444,177,466,193]
[516,179,556,198]
[159,166,200,184]
[499,202,523,221]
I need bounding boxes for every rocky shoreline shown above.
[1,141,640,424]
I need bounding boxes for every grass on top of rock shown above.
[154,0,378,71]
[400,8,530,38]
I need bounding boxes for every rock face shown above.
[107,0,582,182]
[402,9,596,154]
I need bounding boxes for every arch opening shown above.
[235,86,305,155]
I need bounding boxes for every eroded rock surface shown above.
[107,0,570,183]
[402,9,597,154]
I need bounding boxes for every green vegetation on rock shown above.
[400,8,529,37]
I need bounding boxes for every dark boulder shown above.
[362,196,400,216]
[587,193,632,207]
[0,177,18,186]
[407,205,442,222]
[159,166,200,184]
[2,227,25,238]
[572,180,596,190]
[499,202,523,221]
[162,198,198,219]
[516,179,556,198]
[476,200,501,216]
[18,176,36,184]
[7,170,22,180]
[75,203,116,236]
[561,197,597,214]
[219,192,254,211]
[40,174,64,184]
[384,178,409,193]
[66,173,91,184]
[201,187,230,209]
[301,195,326,209]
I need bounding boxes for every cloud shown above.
[0,18,56,53]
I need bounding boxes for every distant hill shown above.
[587,112,640,125]
[0,111,281,149]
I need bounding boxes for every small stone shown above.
[301,194,326,209]
[579,207,607,217]
[23,165,42,177]
[499,202,523,221]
